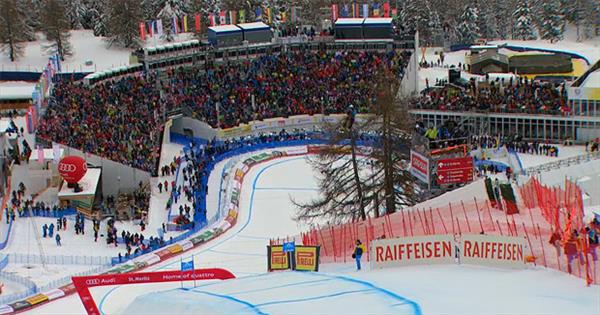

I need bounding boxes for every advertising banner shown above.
[286,146,308,155]
[371,235,455,269]
[436,156,474,185]
[42,288,66,301]
[293,246,320,271]
[410,150,430,184]
[461,234,526,269]
[72,269,236,315]
[25,294,48,306]
[267,245,290,271]
[218,124,251,138]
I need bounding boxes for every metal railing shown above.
[7,254,112,266]
[523,151,600,175]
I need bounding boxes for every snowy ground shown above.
[0,30,195,73]
[1,263,101,288]
[29,152,599,315]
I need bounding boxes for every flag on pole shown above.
[194,14,201,32]
[172,16,179,34]
[391,8,397,17]
[352,2,359,18]
[229,11,237,24]
[362,3,369,17]
[219,11,226,25]
[209,14,215,26]
[37,145,44,164]
[147,21,153,37]
[281,11,286,23]
[255,7,262,21]
[291,7,297,23]
[239,9,246,23]
[52,143,60,165]
[139,22,146,41]
[157,19,164,36]
[266,7,272,24]
[183,15,188,32]
[383,2,390,17]
[341,4,349,18]
[331,4,338,21]
[373,3,380,17]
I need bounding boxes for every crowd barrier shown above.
[0,222,13,252]
[7,254,111,267]
[296,181,598,285]
[523,151,600,176]
[0,272,38,306]
[0,256,7,272]
[18,208,77,218]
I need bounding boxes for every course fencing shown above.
[295,181,598,285]
[0,272,38,305]
[7,254,112,266]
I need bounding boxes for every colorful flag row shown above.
[331,2,393,20]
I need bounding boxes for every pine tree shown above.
[106,0,142,48]
[427,8,444,46]
[140,0,161,21]
[477,0,498,40]
[22,0,42,40]
[40,0,73,60]
[456,5,480,44]
[540,0,564,42]
[0,0,30,61]
[188,0,221,39]
[493,0,510,40]
[580,0,599,40]
[82,0,108,36]
[512,0,537,40]
[65,0,85,29]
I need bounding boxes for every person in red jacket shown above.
[564,229,581,274]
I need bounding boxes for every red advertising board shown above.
[72,268,235,315]
[410,150,429,184]
[436,156,473,185]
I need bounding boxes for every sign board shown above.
[437,156,474,185]
[410,150,430,184]
[180,259,194,271]
[370,235,456,269]
[293,246,320,271]
[460,234,526,269]
[283,242,296,253]
[267,245,290,271]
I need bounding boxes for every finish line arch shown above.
[72,268,235,315]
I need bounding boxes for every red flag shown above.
[209,14,215,26]
[195,14,201,32]
[139,22,146,41]
[383,2,390,17]
[219,11,226,25]
[331,4,338,21]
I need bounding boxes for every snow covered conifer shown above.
[512,0,537,40]
[456,5,480,44]
[106,0,142,48]
[540,0,564,42]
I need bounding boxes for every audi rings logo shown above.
[58,163,77,172]
[86,279,101,286]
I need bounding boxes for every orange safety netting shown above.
[282,180,598,286]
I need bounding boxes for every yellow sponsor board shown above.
[568,87,600,101]
[167,244,183,254]
[218,124,251,138]
[294,246,320,271]
[26,294,49,305]
[268,245,289,271]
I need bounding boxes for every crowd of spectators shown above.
[412,76,569,116]
[38,50,411,173]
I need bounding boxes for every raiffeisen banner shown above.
[460,234,526,269]
[370,235,456,269]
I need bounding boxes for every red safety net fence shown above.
[280,180,598,285]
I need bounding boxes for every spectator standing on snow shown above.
[55,233,61,246]
[42,224,48,238]
[62,217,67,230]
[158,182,163,193]
[48,223,54,238]
[352,240,366,270]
